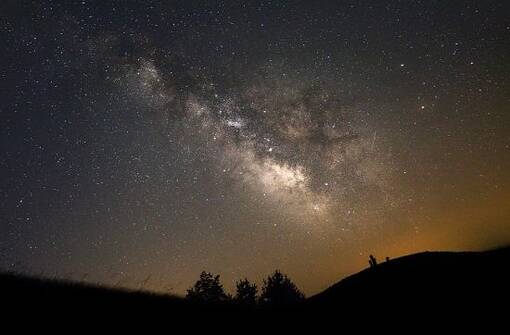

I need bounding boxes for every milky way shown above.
[1,1,509,295]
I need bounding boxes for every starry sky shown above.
[1,0,509,295]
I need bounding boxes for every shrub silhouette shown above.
[186,271,229,304]
[260,270,304,307]
[234,278,258,306]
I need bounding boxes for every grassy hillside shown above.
[308,247,510,311]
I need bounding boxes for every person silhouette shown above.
[369,254,378,268]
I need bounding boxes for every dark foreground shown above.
[309,247,510,309]
[2,247,509,320]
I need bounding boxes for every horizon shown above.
[3,246,509,299]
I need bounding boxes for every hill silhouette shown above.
[0,271,191,314]
[308,246,510,312]
[2,247,509,317]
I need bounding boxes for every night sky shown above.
[1,0,509,295]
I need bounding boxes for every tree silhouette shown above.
[186,271,229,304]
[234,278,258,306]
[260,270,304,307]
